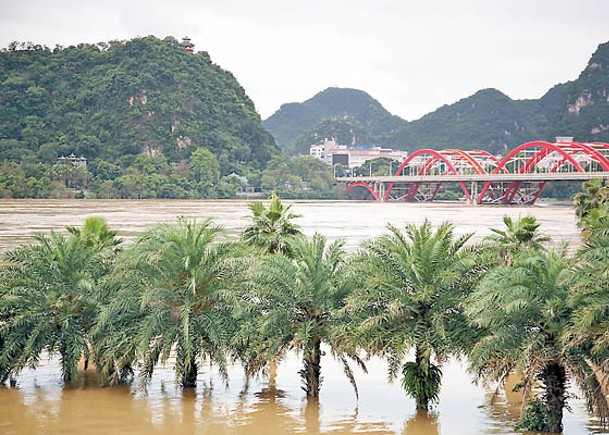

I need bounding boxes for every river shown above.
[0,199,605,435]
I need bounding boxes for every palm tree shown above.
[240,194,302,390]
[66,216,122,251]
[238,233,362,398]
[94,218,239,388]
[576,207,609,242]
[486,215,549,265]
[0,218,119,384]
[342,220,483,410]
[242,193,301,257]
[574,179,609,221]
[566,213,609,399]
[466,247,609,433]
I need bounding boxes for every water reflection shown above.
[478,374,522,434]
[403,410,440,435]
[234,387,299,434]
[2,340,608,434]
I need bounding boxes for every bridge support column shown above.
[378,182,385,202]
[468,181,478,207]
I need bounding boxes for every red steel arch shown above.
[443,149,488,174]
[385,149,474,201]
[479,141,588,203]
[501,141,609,204]
[345,181,380,201]
[343,141,609,204]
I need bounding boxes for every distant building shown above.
[310,143,325,159]
[180,36,195,53]
[57,153,87,168]
[309,138,407,169]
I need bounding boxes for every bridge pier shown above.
[377,182,385,202]
[467,181,478,207]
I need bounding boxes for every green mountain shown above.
[550,41,609,142]
[262,87,406,154]
[0,36,278,170]
[393,88,550,155]
[266,41,609,156]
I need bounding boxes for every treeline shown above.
[2,187,609,433]
[0,153,337,199]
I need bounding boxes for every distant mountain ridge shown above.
[264,41,609,155]
[263,88,406,154]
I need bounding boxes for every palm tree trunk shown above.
[180,355,198,388]
[415,345,431,411]
[302,336,322,397]
[269,358,278,390]
[540,361,566,433]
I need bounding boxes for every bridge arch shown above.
[500,140,609,204]
[345,181,380,201]
[341,140,609,204]
[385,149,472,201]
[479,141,589,203]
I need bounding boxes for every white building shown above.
[309,138,407,169]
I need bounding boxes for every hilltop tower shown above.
[180,36,195,53]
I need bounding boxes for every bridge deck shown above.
[337,172,609,184]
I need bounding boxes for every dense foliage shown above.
[94,219,241,388]
[259,155,337,199]
[0,152,339,199]
[0,36,279,197]
[0,217,120,384]
[236,233,363,398]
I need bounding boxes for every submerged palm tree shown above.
[342,220,483,410]
[242,193,301,257]
[569,210,609,349]
[0,217,119,384]
[94,218,239,388]
[238,233,362,398]
[567,213,609,410]
[467,247,609,433]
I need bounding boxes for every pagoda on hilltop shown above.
[180,36,195,53]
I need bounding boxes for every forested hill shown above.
[551,41,609,142]
[265,41,609,155]
[392,88,553,155]
[262,87,407,154]
[0,36,278,170]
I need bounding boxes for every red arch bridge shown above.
[337,140,609,205]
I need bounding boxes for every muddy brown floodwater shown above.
[0,199,606,435]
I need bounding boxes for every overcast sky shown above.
[1,0,609,121]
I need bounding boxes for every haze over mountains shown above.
[264,41,609,156]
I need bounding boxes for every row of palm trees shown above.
[1,193,609,433]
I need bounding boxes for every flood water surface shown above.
[0,199,605,434]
